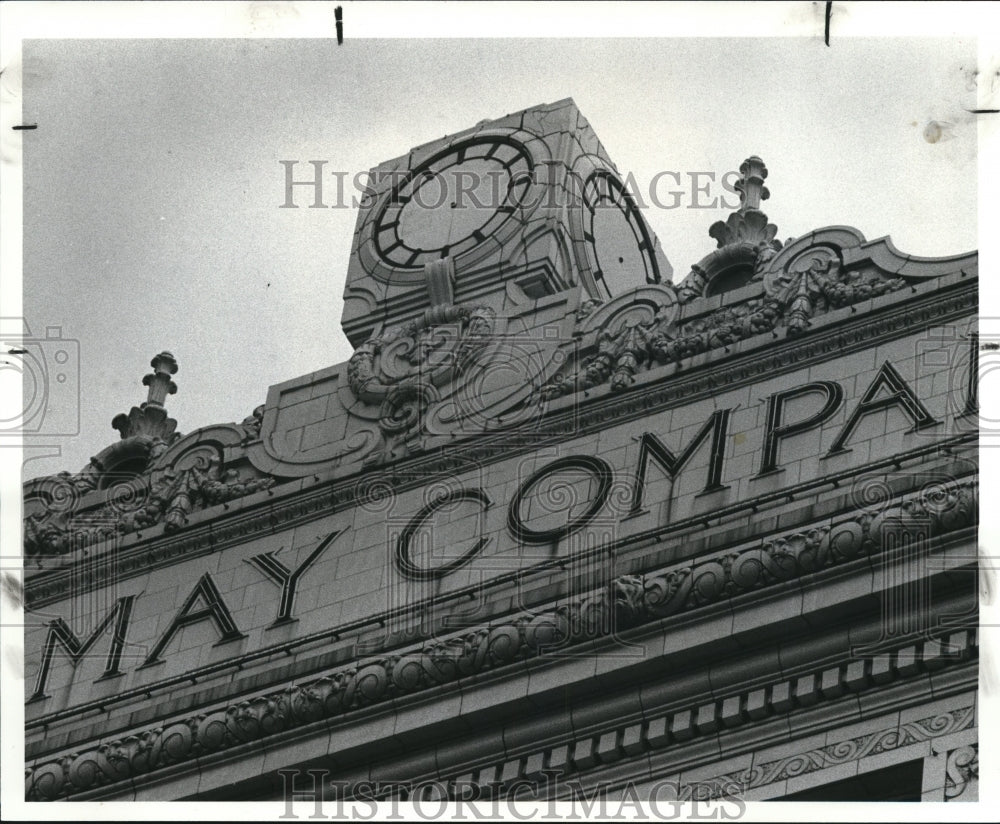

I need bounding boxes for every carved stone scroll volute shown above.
[945,745,978,801]
[23,353,279,557]
[345,256,499,466]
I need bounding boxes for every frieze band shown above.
[25,462,978,730]
[24,476,977,798]
[679,706,976,801]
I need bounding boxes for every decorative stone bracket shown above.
[944,744,979,801]
[920,736,979,801]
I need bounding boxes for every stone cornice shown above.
[419,642,979,803]
[185,638,976,803]
[24,477,977,797]
[24,274,977,603]
[148,658,985,802]
[26,617,978,801]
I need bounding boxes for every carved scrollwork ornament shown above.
[544,240,912,398]
[945,745,978,800]
[24,453,276,556]
[541,286,678,400]
[348,303,497,465]
[23,352,281,557]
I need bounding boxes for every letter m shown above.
[29,595,135,702]
[566,780,606,818]
[628,408,731,517]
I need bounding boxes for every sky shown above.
[15,32,980,480]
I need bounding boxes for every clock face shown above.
[583,172,660,298]
[374,138,533,269]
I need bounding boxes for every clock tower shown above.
[341,98,672,348]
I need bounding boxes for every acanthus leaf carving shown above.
[707,208,780,254]
[540,287,678,400]
[543,239,913,401]
[763,246,907,335]
[24,351,283,557]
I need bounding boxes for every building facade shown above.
[23,99,979,805]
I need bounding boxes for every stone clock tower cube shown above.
[341,98,673,347]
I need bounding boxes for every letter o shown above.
[508,455,613,544]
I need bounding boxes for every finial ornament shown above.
[677,155,783,302]
[141,351,178,411]
[708,155,778,250]
[112,351,180,441]
[735,155,769,213]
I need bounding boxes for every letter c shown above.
[395,489,491,580]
